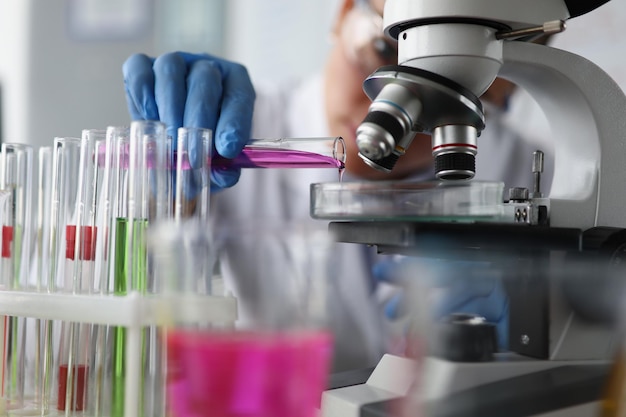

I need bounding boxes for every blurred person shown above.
[123,0,547,371]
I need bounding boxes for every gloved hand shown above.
[373,257,509,350]
[122,52,256,191]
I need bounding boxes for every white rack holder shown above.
[0,290,238,417]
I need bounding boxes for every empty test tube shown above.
[175,127,211,223]
[32,147,53,410]
[36,147,53,294]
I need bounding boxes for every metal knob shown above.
[432,313,497,362]
[509,187,529,202]
[531,150,544,198]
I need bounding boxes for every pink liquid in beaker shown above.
[166,329,332,417]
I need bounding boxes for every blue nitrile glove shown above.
[373,257,510,350]
[122,52,256,191]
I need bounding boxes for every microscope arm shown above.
[500,41,626,229]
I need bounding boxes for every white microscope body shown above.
[323,0,624,416]
[356,0,624,231]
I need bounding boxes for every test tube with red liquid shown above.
[42,137,82,413]
[57,129,108,413]
[0,199,12,404]
[56,225,96,412]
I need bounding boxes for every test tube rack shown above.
[0,290,237,417]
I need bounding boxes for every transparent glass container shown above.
[310,180,505,221]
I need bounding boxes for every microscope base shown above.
[321,354,608,417]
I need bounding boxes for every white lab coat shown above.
[212,74,550,371]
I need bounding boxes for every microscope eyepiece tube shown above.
[432,125,478,180]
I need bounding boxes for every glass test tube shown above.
[134,120,170,417]
[92,126,129,417]
[41,138,83,414]
[175,128,213,296]
[32,147,53,411]
[57,130,105,414]
[112,120,170,417]
[105,127,131,297]
[175,127,211,224]
[47,137,83,292]
[93,130,119,294]
[0,143,34,412]
[147,219,216,417]
[0,177,8,409]
[0,144,34,288]
[36,147,53,293]
[76,129,105,294]
[211,136,346,169]
[85,134,110,417]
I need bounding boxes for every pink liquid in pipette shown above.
[166,329,332,417]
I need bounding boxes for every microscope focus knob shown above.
[433,313,497,362]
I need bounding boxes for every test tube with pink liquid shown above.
[211,136,346,170]
[98,136,346,171]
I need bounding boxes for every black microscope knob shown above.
[432,313,497,362]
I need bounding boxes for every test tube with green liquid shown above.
[90,127,128,417]
[111,120,170,417]
[105,128,131,417]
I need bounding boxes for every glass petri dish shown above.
[310,180,505,221]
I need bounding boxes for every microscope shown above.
[318,0,626,416]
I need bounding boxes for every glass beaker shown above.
[149,220,335,417]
